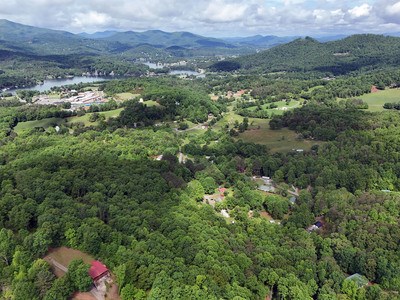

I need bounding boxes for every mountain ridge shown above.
[210,34,400,75]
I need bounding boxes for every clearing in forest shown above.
[44,247,94,277]
[14,108,123,133]
[359,88,400,111]
[238,119,321,153]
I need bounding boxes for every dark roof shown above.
[314,221,323,228]
[89,261,109,280]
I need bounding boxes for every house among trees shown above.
[89,261,110,288]
[218,187,227,197]
[345,273,369,288]
[371,85,379,93]
[307,221,323,233]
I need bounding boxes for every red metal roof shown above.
[89,260,109,280]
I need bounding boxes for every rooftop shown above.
[89,260,109,280]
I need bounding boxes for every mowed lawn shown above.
[247,99,302,116]
[67,108,123,126]
[114,92,139,101]
[238,119,322,152]
[14,117,65,133]
[14,108,123,133]
[360,88,400,112]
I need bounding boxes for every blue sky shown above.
[0,0,399,36]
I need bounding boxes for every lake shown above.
[9,76,110,94]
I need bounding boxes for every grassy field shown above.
[359,88,400,112]
[67,108,123,126]
[247,100,302,116]
[214,107,244,130]
[143,100,159,107]
[14,117,65,133]
[114,92,138,101]
[238,118,321,152]
[14,108,123,133]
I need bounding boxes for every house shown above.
[371,85,379,93]
[221,209,230,218]
[89,261,110,288]
[307,221,323,233]
[234,90,246,97]
[218,187,227,196]
[314,221,323,228]
[345,273,369,288]
[258,177,275,192]
[307,224,319,232]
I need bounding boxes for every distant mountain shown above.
[223,35,298,48]
[0,19,75,42]
[0,19,116,55]
[101,30,235,48]
[0,19,238,59]
[212,34,400,75]
[79,31,119,39]
[222,34,349,48]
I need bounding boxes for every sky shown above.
[0,0,400,37]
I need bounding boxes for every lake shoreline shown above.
[7,76,113,95]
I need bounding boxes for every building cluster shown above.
[33,91,107,110]
[226,89,246,99]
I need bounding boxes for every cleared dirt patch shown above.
[72,292,97,300]
[44,247,95,277]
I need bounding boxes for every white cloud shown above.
[202,1,248,22]
[386,1,400,13]
[0,0,397,36]
[348,3,372,18]
[71,11,114,29]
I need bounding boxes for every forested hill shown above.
[0,19,235,55]
[0,19,114,55]
[100,30,234,48]
[211,34,400,75]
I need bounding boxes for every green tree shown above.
[67,259,92,292]
[28,259,55,298]
[187,180,205,201]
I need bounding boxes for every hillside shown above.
[78,30,119,39]
[0,19,237,57]
[223,35,298,48]
[213,34,400,75]
[101,29,235,49]
[0,19,114,55]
